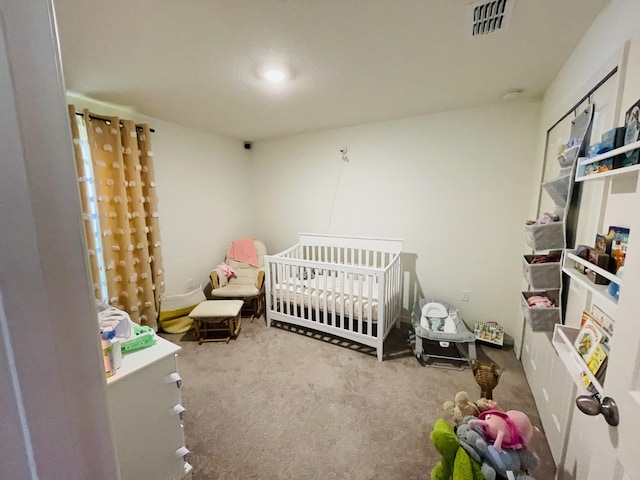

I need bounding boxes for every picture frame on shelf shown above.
[622,99,640,168]
[474,320,504,347]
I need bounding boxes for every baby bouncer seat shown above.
[410,298,477,370]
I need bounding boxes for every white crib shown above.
[265,233,403,361]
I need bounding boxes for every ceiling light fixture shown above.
[264,69,286,83]
[502,88,524,101]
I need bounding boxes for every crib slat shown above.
[367,276,373,329]
[348,272,354,331]
[331,270,337,327]
[339,270,345,328]
[357,274,364,334]
[279,263,285,315]
[285,263,291,315]
[322,270,328,324]
[314,267,320,323]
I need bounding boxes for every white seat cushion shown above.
[189,300,244,319]
[209,284,259,298]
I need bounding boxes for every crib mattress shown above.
[273,274,379,321]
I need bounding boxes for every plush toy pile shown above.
[431,392,539,480]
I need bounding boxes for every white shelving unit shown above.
[552,324,604,395]
[575,140,640,181]
[562,250,621,312]
[551,161,634,394]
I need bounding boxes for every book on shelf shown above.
[589,304,615,337]
[576,310,611,391]
[607,225,630,273]
[574,312,609,360]
[581,343,609,391]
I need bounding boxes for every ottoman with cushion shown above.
[189,300,244,344]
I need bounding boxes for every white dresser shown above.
[106,336,192,480]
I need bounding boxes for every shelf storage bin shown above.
[522,254,562,289]
[521,289,561,331]
[557,145,580,168]
[542,166,573,206]
[524,221,565,251]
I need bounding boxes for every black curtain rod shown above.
[74,111,155,133]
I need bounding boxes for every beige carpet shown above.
[160,317,556,480]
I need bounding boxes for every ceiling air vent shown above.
[468,0,514,36]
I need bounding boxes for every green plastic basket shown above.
[120,325,156,355]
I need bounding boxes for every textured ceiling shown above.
[54,0,609,141]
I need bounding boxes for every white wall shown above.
[541,0,640,129]
[67,94,255,295]
[251,100,541,335]
[523,0,640,476]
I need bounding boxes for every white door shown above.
[578,35,640,480]
[0,1,119,478]
[587,185,640,479]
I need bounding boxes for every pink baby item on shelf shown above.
[217,262,236,278]
[526,295,554,307]
[228,237,259,267]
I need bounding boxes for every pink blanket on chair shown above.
[228,238,258,267]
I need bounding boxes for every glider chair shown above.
[205,238,266,323]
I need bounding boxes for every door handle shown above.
[575,393,619,426]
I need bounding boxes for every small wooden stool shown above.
[189,300,244,344]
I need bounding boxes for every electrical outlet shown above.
[461,290,470,302]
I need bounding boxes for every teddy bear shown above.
[443,391,500,425]
[443,391,480,424]
[476,397,500,413]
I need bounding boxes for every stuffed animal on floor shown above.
[443,391,501,425]
[475,397,500,413]
[456,417,497,480]
[468,410,535,452]
[457,416,538,480]
[430,419,487,480]
[472,361,502,400]
[484,444,538,480]
[443,391,480,425]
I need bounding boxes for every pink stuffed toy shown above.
[468,409,534,452]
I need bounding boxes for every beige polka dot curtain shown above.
[69,106,164,329]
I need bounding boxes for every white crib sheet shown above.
[273,273,379,321]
